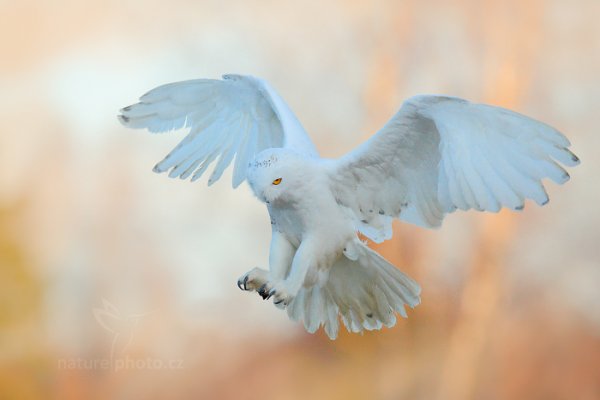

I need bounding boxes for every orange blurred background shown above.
[1,0,599,399]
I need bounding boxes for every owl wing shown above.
[118,74,318,187]
[329,95,579,243]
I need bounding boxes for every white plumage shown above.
[119,74,579,339]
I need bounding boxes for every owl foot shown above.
[266,283,293,307]
[237,267,269,292]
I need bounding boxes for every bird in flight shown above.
[119,74,579,339]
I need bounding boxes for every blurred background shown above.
[1,0,599,399]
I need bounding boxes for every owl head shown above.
[247,148,306,205]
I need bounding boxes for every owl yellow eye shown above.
[272,178,282,185]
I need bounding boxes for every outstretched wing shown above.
[329,95,580,242]
[118,74,318,187]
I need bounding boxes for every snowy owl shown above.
[119,74,579,339]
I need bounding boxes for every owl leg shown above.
[267,240,314,306]
[267,231,295,281]
[237,232,295,296]
[242,232,295,305]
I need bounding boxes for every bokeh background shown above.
[1,0,599,399]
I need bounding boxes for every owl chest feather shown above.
[268,184,355,253]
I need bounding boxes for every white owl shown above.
[119,74,579,339]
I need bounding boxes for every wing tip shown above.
[152,163,166,174]
[231,178,244,189]
[222,74,240,81]
[117,113,130,126]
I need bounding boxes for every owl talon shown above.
[258,284,270,299]
[237,275,248,291]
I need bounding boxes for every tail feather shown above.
[286,243,421,339]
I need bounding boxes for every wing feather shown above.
[330,95,579,238]
[119,74,317,187]
[208,118,246,185]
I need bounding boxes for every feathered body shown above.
[119,74,578,339]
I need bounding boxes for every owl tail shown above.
[285,241,421,339]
